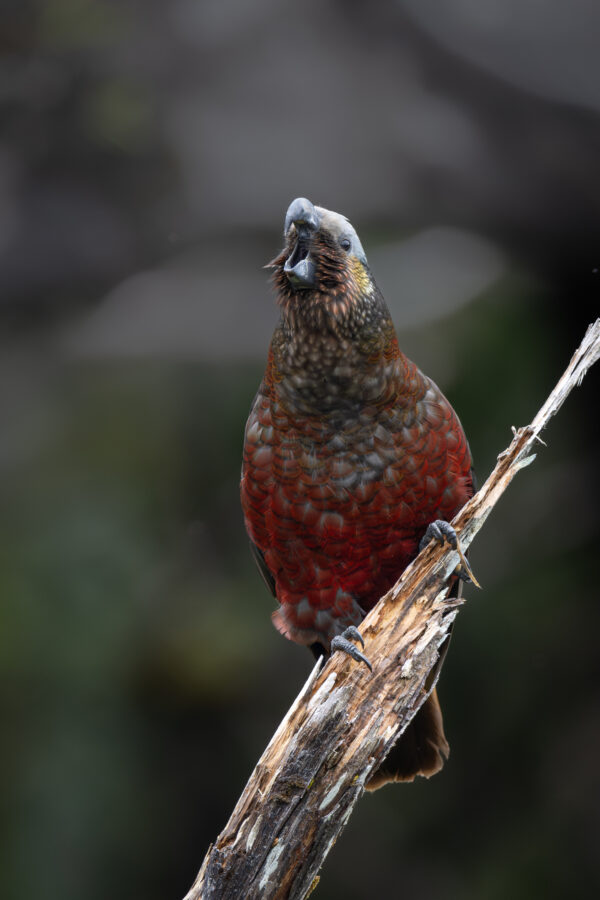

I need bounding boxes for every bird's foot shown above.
[419,519,458,553]
[331,625,373,673]
[419,519,481,588]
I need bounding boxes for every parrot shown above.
[240,197,474,789]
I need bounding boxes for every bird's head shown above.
[269,198,379,326]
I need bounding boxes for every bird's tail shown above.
[365,687,449,790]
[366,569,467,790]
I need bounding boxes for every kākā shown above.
[241,198,474,789]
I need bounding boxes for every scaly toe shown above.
[419,519,457,552]
[341,624,365,648]
[331,627,372,672]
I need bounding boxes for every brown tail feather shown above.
[365,688,449,791]
[365,575,464,790]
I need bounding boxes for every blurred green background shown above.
[1,2,599,899]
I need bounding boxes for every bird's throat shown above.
[269,317,401,415]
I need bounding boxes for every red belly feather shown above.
[241,361,472,647]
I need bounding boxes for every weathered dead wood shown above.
[185,319,600,900]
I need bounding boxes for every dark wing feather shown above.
[249,540,276,598]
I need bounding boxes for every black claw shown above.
[420,519,481,588]
[419,519,457,553]
[331,627,372,672]
[342,625,365,649]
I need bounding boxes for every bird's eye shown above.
[340,238,351,252]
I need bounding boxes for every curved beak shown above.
[283,197,319,290]
[284,197,319,236]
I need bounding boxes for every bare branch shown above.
[185,319,600,900]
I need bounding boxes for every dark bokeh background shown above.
[1,2,599,898]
